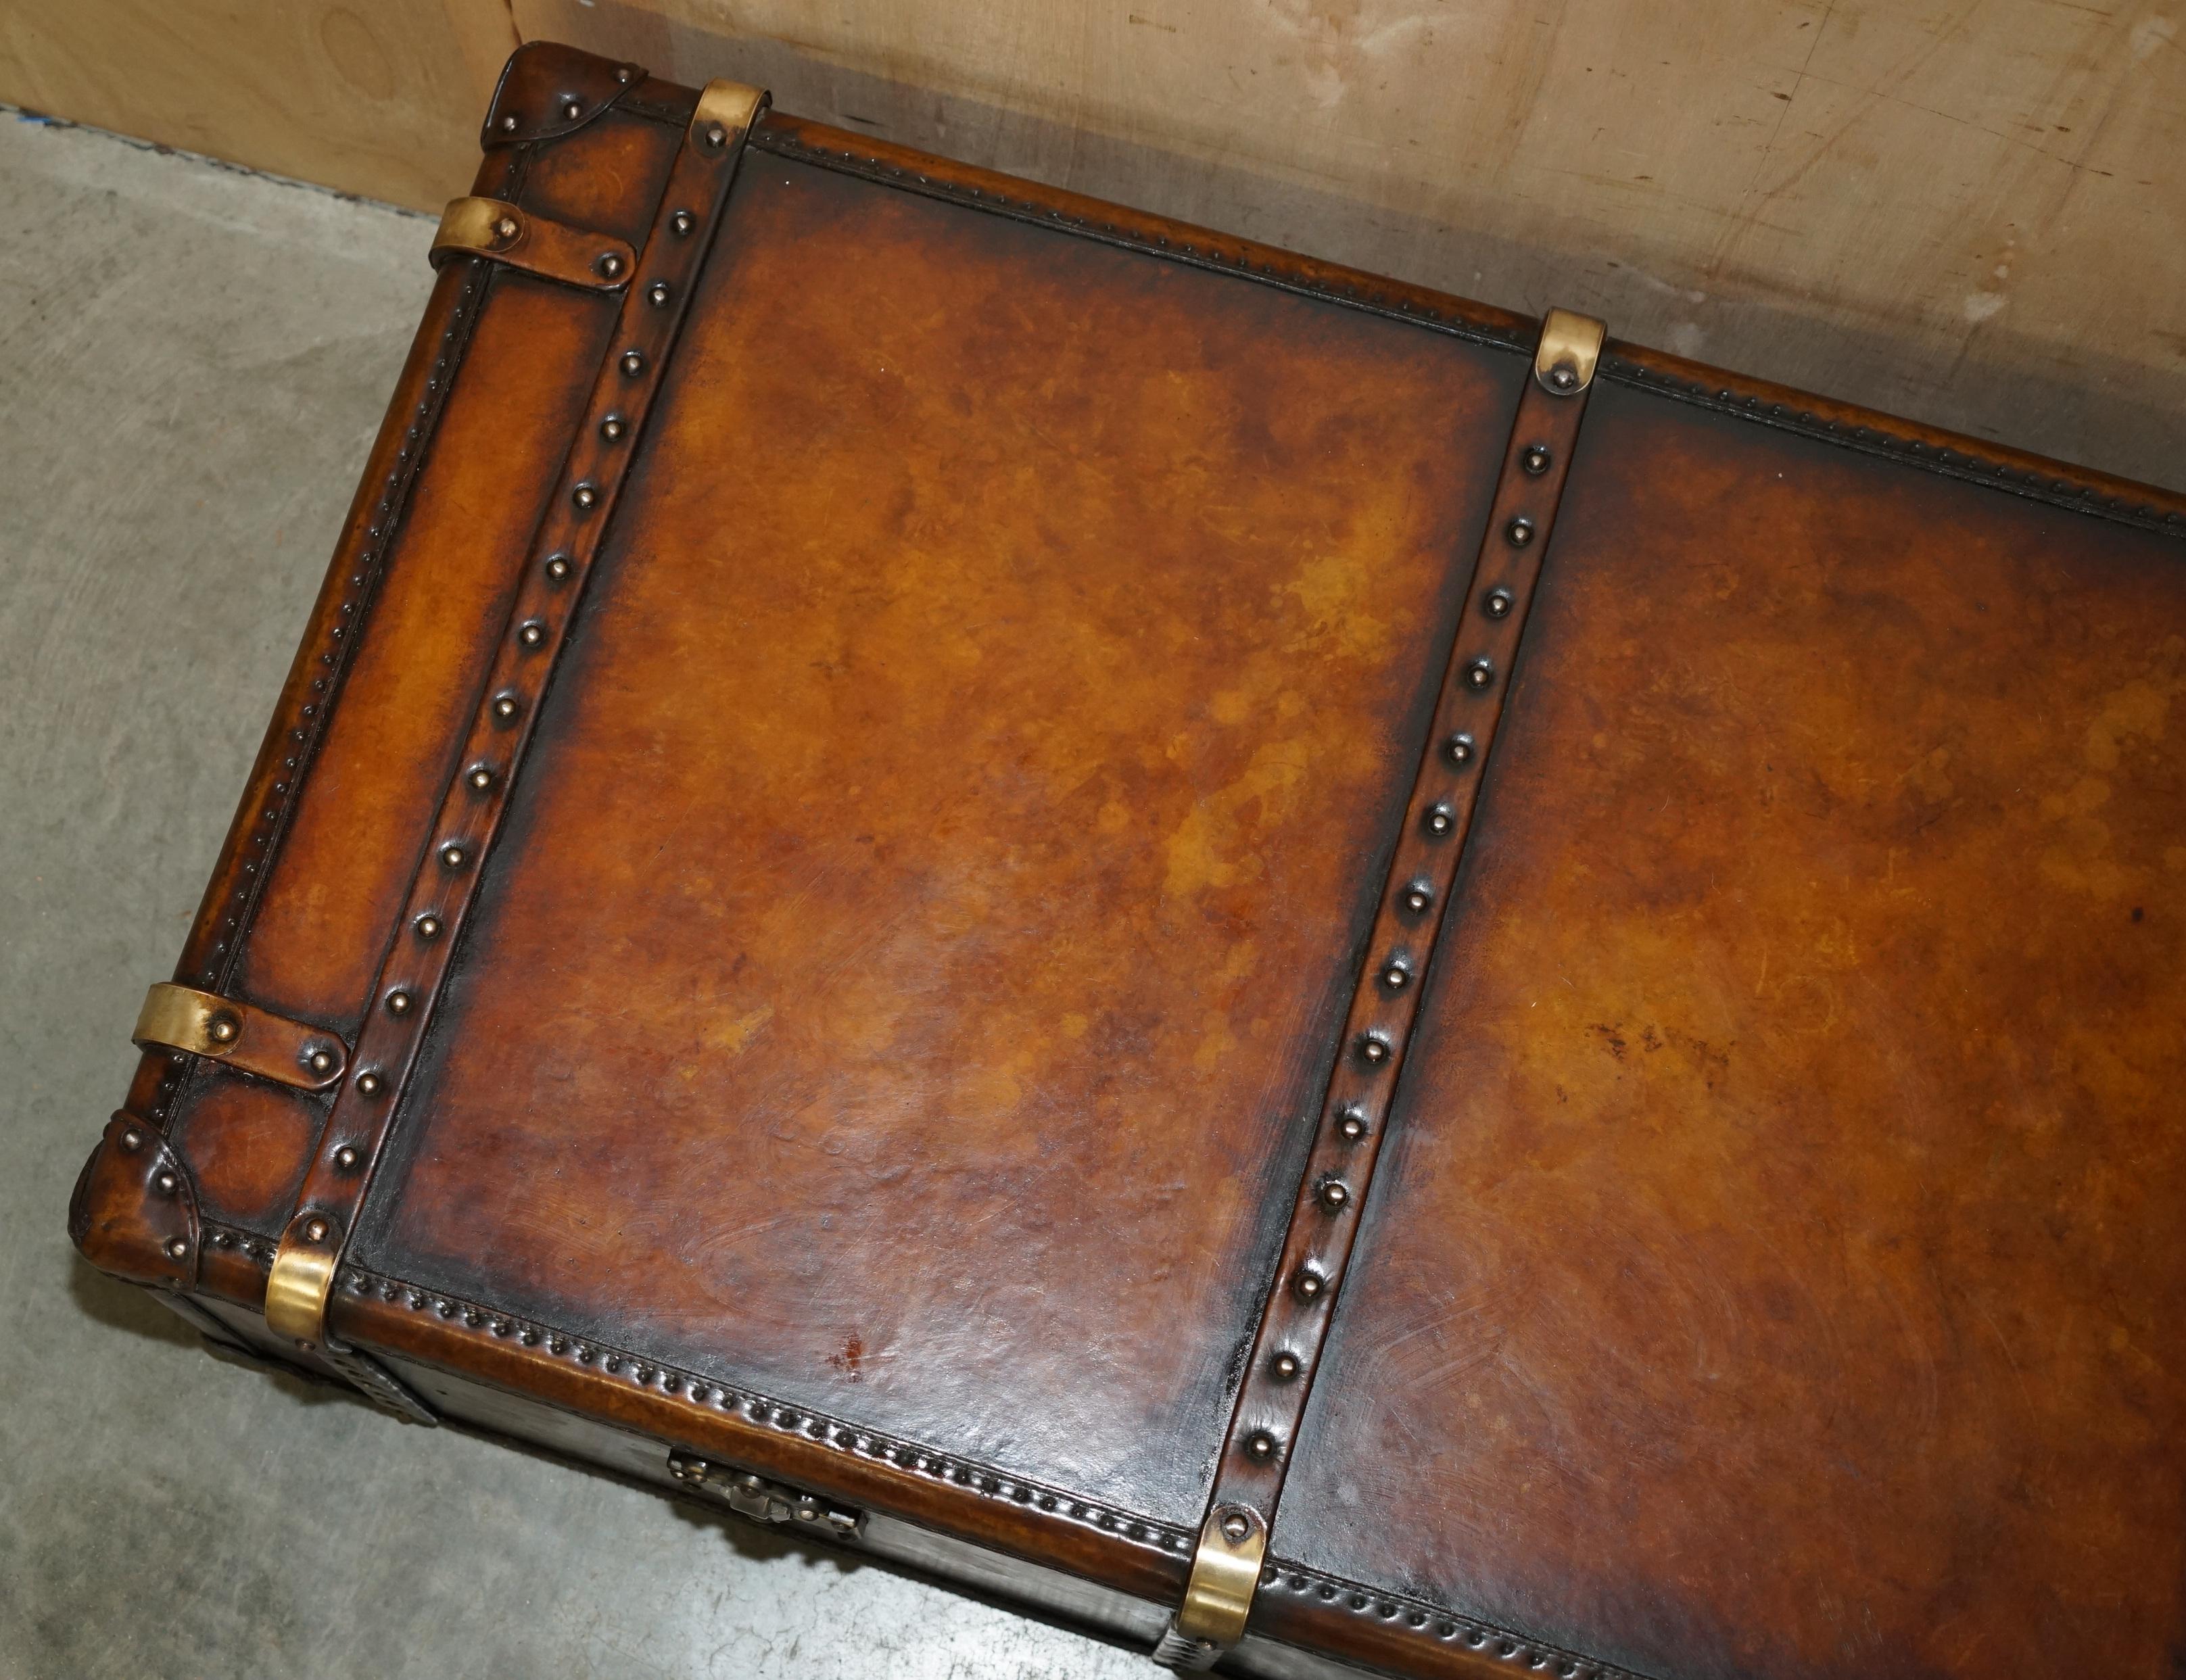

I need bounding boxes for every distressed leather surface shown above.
[1277,377,2186,1679]
[352,149,1523,1530]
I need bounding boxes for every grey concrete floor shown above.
[0,112,1148,1680]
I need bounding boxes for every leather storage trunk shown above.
[70,42,2186,1680]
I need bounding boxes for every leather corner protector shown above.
[68,1113,201,1289]
[483,41,647,149]
[430,198,636,292]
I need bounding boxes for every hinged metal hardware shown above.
[1534,306,1607,395]
[430,197,638,293]
[667,1451,863,1536]
[1154,1504,1267,1668]
[133,982,346,1091]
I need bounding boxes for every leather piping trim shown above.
[1250,1560,1659,1680]
[1598,348,2186,541]
[262,83,769,1352]
[1166,308,1606,1665]
[430,197,637,293]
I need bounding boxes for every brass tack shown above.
[493,215,519,240]
[669,209,696,237]
[1294,1268,1325,1302]
[492,693,521,723]
[597,252,625,281]
[1381,962,1409,990]
[1335,1107,1367,1142]
[600,415,626,442]
[334,1146,359,1170]
[1425,805,1454,836]
[563,99,583,120]
[304,1216,330,1243]
[385,989,413,1017]
[1244,1431,1278,1462]
[1506,518,1534,548]
[544,554,572,582]
[1359,1034,1389,1065]
[571,483,598,511]
[439,843,468,870]
[646,281,671,308]
[1521,444,1551,475]
[1465,659,1495,691]
[498,114,519,133]
[1400,884,1431,915]
[207,1013,239,1045]
[155,1170,177,1195]
[1548,363,1578,391]
[1483,587,1514,619]
[467,765,494,791]
[703,122,728,150]
[619,350,644,377]
[414,913,443,940]
[354,1071,383,1097]
[307,1048,335,1076]
[518,620,546,648]
[1271,1351,1302,1381]
[120,1128,143,1151]
[1220,1512,1252,1542]
[164,1237,189,1259]
[1444,733,1475,767]
[1319,1179,1352,1211]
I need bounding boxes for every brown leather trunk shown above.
[70,43,2186,1680]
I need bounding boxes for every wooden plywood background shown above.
[4,0,2181,488]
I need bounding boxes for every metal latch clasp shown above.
[667,1451,863,1537]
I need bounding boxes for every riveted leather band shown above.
[1159,307,1609,1669]
[430,197,637,293]
[262,80,771,1354]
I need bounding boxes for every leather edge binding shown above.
[1159,308,1608,1672]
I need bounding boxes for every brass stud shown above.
[414,913,443,940]
[207,1012,239,1045]
[571,483,598,511]
[304,1216,331,1243]
[498,114,519,134]
[1465,659,1495,692]
[1483,587,1514,619]
[544,554,573,583]
[615,66,634,84]
[164,1237,189,1259]
[120,1128,144,1152]
[1521,444,1551,474]
[1358,1034,1390,1065]
[155,1170,177,1195]
[1381,961,1409,990]
[467,765,494,792]
[334,1145,359,1170]
[562,98,583,120]
[1335,1106,1367,1142]
[1319,1179,1352,1211]
[493,215,519,241]
[1506,518,1535,548]
[646,280,672,308]
[1444,733,1475,767]
[669,209,696,237]
[619,350,644,377]
[1271,1351,1302,1381]
[1220,1512,1253,1542]
[702,122,728,150]
[600,415,626,443]
[1293,1268,1325,1303]
[1243,1431,1278,1463]
[306,1048,335,1076]
[439,842,468,870]
[354,1070,383,1097]
[596,252,625,281]
[385,989,414,1017]
[518,619,546,649]
[1424,805,1454,837]
[492,692,521,723]
[1548,362,1579,392]
[1400,883,1432,915]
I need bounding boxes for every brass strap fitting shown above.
[133,982,347,1091]
[1534,306,1606,395]
[430,197,638,292]
[1154,1505,1267,1669]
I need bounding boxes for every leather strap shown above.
[1161,306,1610,1668]
[133,982,346,1091]
[430,197,637,293]
[262,80,771,1355]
